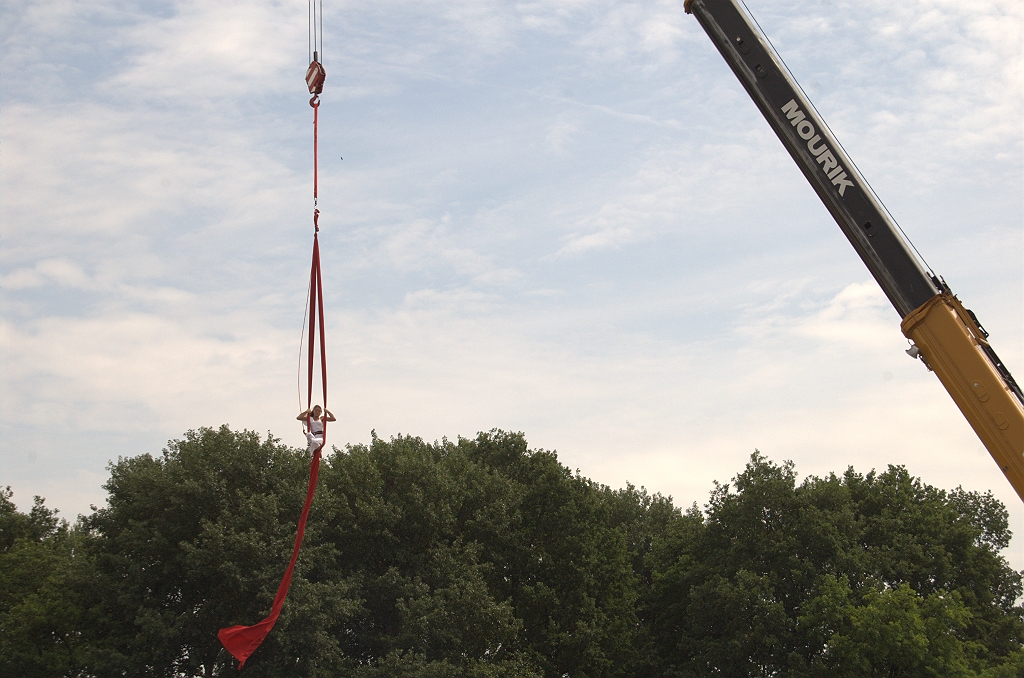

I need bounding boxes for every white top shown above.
[309,418,324,436]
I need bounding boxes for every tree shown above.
[83,425,332,677]
[43,426,670,676]
[314,429,659,677]
[645,452,1024,677]
[0,488,116,675]
[3,433,1022,677]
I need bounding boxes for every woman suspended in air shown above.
[297,405,335,453]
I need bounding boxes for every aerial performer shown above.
[217,1,329,669]
[297,405,335,454]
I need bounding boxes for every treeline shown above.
[2,427,1024,677]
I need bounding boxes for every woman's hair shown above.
[311,405,322,415]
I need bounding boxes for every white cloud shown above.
[106,1,305,102]
[2,259,91,290]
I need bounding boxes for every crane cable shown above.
[217,17,328,669]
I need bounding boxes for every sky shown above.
[2,0,1023,565]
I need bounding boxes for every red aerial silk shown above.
[218,230,328,669]
[216,451,321,667]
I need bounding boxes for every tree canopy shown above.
[2,427,1022,677]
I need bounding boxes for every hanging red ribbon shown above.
[218,235,327,669]
[216,449,321,668]
[218,61,328,671]
[311,96,320,204]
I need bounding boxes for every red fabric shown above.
[311,98,320,204]
[216,450,321,667]
[218,234,328,669]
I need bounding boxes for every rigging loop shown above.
[309,95,320,108]
[314,208,320,233]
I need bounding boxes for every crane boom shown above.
[684,0,1024,501]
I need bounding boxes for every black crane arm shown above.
[685,0,1024,501]
[686,0,937,316]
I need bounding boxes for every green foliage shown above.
[0,485,62,551]
[0,488,115,675]
[86,425,322,676]
[311,430,655,677]
[1,435,1022,677]
[645,452,1024,677]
